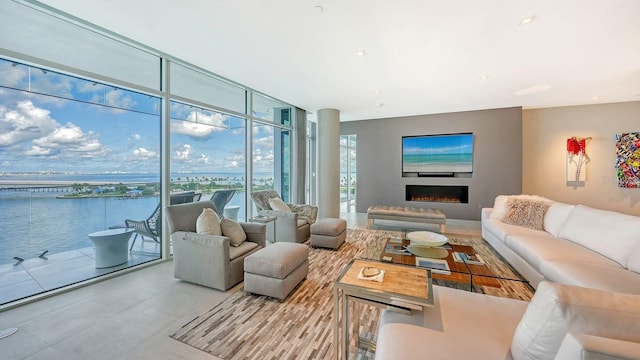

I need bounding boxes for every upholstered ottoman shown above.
[310,218,347,250]
[244,242,309,300]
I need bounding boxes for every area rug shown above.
[170,229,399,360]
[170,229,534,359]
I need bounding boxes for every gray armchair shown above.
[250,190,318,244]
[166,200,266,291]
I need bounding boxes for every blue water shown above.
[0,172,257,265]
[402,153,472,165]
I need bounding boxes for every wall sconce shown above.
[567,136,592,182]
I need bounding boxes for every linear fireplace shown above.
[406,185,469,203]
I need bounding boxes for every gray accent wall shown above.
[340,107,523,220]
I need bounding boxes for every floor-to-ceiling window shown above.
[340,135,357,213]
[251,94,292,205]
[0,58,162,305]
[0,1,298,308]
[169,100,247,220]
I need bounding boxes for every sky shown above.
[402,133,474,155]
[0,58,278,175]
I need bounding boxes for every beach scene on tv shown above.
[402,133,474,173]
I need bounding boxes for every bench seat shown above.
[367,205,446,233]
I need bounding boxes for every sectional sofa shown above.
[481,195,640,294]
[374,196,640,359]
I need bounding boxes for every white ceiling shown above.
[37,0,640,121]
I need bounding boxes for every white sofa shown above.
[375,281,640,360]
[481,195,640,294]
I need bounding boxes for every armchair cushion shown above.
[196,208,222,235]
[252,189,280,210]
[511,281,640,360]
[289,203,318,224]
[221,218,246,247]
[269,197,292,212]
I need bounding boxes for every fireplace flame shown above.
[410,195,462,203]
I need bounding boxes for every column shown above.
[317,108,340,218]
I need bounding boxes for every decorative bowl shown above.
[406,231,448,247]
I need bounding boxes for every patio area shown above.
[0,237,161,306]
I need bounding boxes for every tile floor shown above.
[0,213,481,360]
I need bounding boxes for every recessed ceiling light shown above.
[479,75,490,81]
[357,50,366,56]
[591,96,599,101]
[519,16,536,26]
[313,5,323,13]
[376,103,384,107]
[375,89,382,94]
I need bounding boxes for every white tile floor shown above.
[0,213,481,360]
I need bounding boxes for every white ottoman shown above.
[310,218,347,250]
[244,242,309,300]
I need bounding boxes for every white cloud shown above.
[0,61,28,88]
[132,147,158,160]
[171,118,223,140]
[24,145,54,156]
[31,122,109,158]
[253,135,274,147]
[197,154,210,165]
[173,144,193,161]
[0,100,59,147]
[132,134,142,140]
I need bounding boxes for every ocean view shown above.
[0,172,255,265]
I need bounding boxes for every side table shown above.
[248,215,277,242]
[333,259,433,359]
[88,228,135,268]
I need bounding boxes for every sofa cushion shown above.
[558,205,640,267]
[539,259,640,295]
[502,197,551,230]
[504,233,612,272]
[228,240,259,261]
[196,208,222,236]
[221,218,246,247]
[511,281,640,360]
[483,218,547,244]
[543,202,575,238]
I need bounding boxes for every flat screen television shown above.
[402,133,474,176]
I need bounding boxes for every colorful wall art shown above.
[615,132,640,188]
[567,137,591,182]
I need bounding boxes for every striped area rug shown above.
[170,229,534,359]
[170,229,399,360]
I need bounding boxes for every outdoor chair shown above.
[210,189,236,219]
[250,190,318,243]
[166,200,266,290]
[125,191,202,251]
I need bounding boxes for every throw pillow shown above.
[502,197,550,230]
[269,197,291,212]
[196,208,221,235]
[220,218,246,247]
[490,194,550,221]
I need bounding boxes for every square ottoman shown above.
[310,218,347,250]
[244,242,309,300]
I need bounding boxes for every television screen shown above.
[402,133,474,174]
